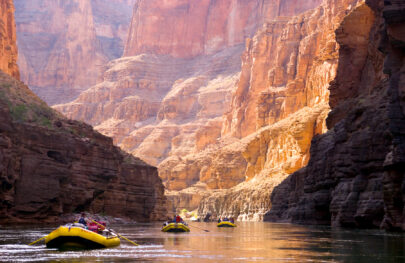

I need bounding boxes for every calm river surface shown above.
[1,222,404,262]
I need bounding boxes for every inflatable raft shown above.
[161,222,190,232]
[217,221,236,227]
[45,224,120,249]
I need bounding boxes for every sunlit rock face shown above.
[56,46,243,172]
[267,0,405,230]
[223,0,363,138]
[57,0,324,195]
[14,0,135,105]
[194,0,363,219]
[0,0,19,79]
[197,104,329,220]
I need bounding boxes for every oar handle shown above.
[90,219,139,246]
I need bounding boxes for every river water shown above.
[1,222,404,262]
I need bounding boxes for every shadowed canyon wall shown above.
[0,71,168,223]
[0,1,168,223]
[14,0,136,105]
[0,0,18,79]
[266,0,405,230]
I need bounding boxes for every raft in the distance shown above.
[45,223,120,249]
[217,221,236,227]
[161,222,190,232]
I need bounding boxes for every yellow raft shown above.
[45,224,120,249]
[161,222,190,232]
[217,221,236,227]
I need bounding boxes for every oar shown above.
[187,223,209,232]
[28,235,47,245]
[90,219,139,246]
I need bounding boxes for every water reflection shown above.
[0,222,404,262]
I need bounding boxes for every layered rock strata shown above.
[14,0,135,105]
[124,0,323,58]
[183,0,360,218]
[0,70,167,223]
[0,0,18,79]
[57,0,325,196]
[197,103,329,220]
[266,0,405,230]
[56,45,244,183]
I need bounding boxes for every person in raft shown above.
[173,215,184,223]
[78,213,87,226]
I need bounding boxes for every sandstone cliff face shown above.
[57,0,325,195]
[14,0,135,105]
[196,104,329,220]
[56,46,243,176]
[192,0,362,219]
[0,70,168,223]
[124,0,322,58]
[0,0,18,79]
[266,0,405,230]
[223,0,363,138]
[91,0,136,60]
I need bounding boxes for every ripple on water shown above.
[1,223,405,262]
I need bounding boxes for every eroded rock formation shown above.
[56,0,325,197]
[14,0,135,105]
[53,0,401,224]
[0,0,18,79]
[266,0,405,230]
[194,0,361,219]
[0,70,168,223]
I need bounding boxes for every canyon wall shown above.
[0,1,168,223]
[0,70,168,224]
[0,0,18,79]
[266,0,405,230]
[14,0,135,105]
[124,0,323,58]
[195,0,363,220]
[56,0,325,199]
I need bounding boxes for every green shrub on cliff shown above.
[10,104,28,122]
[0,72,59,128]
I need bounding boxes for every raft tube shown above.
[45,224,120,249]
[161,222,190,232]
[217,221,236,227]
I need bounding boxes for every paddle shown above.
[187,223,209,232]
[28,235,47,245]
[90,219,139,246]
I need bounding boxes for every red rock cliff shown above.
[14,0,135,105]
[0,70,168,224]
[266,0,405,230]
[0,0,167,223]
[124,0,322,58]
[0,0,19,79]
[57,0,324,195]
